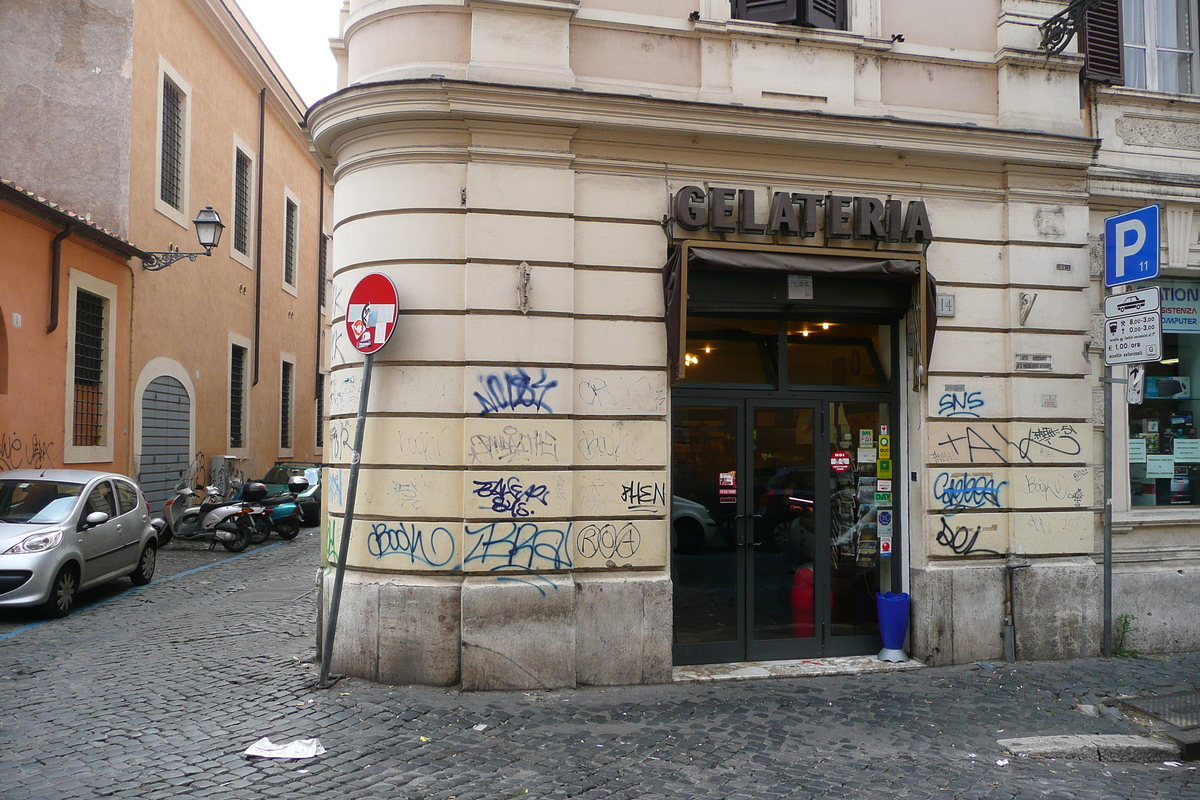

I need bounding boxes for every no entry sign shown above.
[345,273,398,355]
[831,450,852,472]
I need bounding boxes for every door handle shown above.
[732,513,764,546]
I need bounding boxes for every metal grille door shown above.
[139,376,190,512]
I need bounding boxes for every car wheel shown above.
[275,519,300,540]
[674,518,704,555]
[42,565,79,618]
[130,542,156,586]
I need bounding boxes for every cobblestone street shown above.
[1,529,1196,799]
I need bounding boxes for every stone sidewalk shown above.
[0,529,1197,799]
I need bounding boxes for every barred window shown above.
[230,345,247,449]
[731,0,845,30]
[316,373,325,448]
[280,360,293,450]
[284,199,298,286]
[73,290,106,447]
[318,234,329,309]
[233,150,252,255]
[160,78,184,210]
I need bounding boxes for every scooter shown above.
[244,476,308,541]
[153,479,265,552]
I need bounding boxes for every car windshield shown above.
[0,480,84,524]
[262,466,308,484]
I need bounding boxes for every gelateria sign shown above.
[672,186,933,243]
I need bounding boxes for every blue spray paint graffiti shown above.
[933,472,1007,509]
[464,521,573,570]
[474,368,558,415]
[938,390,985,418]
[366,522,456,567]
[472,477,550,518]
[328,469,345,507]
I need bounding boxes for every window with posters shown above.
[1129,280,1200,506]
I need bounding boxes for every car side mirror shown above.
[82,511,109,530]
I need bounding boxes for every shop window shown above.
[731,0,846,30]
[787,322,888,388]
[1122,0,1197,92]
[1129,280,1200,506]
[683,317,778,385]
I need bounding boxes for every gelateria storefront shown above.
[663,187,935,665]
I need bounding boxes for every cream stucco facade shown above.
[309,0,1199,688]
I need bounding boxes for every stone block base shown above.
[317,568,672,689]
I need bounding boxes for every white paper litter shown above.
[244,737,326,759]
[995,759,1009,767]
[473,724,488,731]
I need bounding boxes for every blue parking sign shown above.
[1105,205,1160,287]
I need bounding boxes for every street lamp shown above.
[141,206,225,271]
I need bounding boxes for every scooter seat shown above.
[260,494,296,508]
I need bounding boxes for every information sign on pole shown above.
[1103,286,1162,367]
[1104,205,1160,288]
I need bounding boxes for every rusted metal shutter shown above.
[1081,0,1125,84]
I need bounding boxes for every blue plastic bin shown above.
[876,591,910,652]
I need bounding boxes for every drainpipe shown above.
[253,87,266,386]
[1003,555,1031,661]
[315,170,324,399]
[47,225,72,334]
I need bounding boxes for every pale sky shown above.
[236,0,342,107]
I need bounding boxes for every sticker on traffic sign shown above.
[1105,205,1160,288]
[346,274,399,355]
[831,450,852,472]
[1104,286,1160,319]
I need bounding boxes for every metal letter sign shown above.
[345,273,399,354]
[1104,205,1160,288]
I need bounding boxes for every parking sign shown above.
[1105,205,1160,287]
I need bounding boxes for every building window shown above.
[731,0,846,30]
[316,373,325,449]
[73,290,106,447]
[230,344,247,449]
[280,360,293,450]
[1129,279,1200,507]
[233,149,253,256]
[284,198,298,287]
[1123,0,1196,92]
[160,77,185,210]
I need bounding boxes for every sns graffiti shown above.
[621,481,666,511]
[366,521,456,567]
[937,390,985,418]
[474,368,558,416]
[0,432,58,471]
[934,424,1082,465]
[933,472,1007,509]
[934,517,1003,557]
[577,523,642,560]
[464,521,573,571]
[472,476,550,518]
[467,426,559,465]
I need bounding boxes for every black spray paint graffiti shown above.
[935,423,1081,465]
[366,521,456,567]
[935,517,1003,557]
[474,368,558,416]
[464,521,573,571]
[621,481,666,511]
[577,523,642,561]
[472,477,550,518]
[577,428,652,463]
[467,426,559,465]
[0,432,58,471]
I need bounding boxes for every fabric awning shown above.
[663,243,937,385]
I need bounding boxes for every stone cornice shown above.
[308,78,1099,169]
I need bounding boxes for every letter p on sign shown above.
[1105,205,1160,288]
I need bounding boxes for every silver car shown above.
[0,469,158,617]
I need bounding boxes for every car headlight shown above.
[4,529,65,554]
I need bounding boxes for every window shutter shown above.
[734,0,799,24]
[1081,0,1124,85]
[801,0,842,30]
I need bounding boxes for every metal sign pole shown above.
[1102,332,1113,659]
[318,352,374,688]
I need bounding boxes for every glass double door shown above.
[672,398,894,665]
